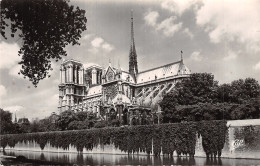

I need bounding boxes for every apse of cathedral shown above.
[58,11,191,125]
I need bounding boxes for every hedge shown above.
[0,120,227,157]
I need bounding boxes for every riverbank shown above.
[0,154,71,166]
[2,150,260,166]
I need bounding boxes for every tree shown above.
[217,83,232,103]
[38,118,58,132]
[160,92,178,123]
[93,120,107,128]
[0,108,14,134]
[0,0,87,86]
[56,110,76,130]
[159,73,219,122]
[75,111,88,121]
[175,73,218,105]
[160,73,218,107]
[243,78,260,99]
[227,78,260,103]
[30,120,40,132]
[68,120,89,130]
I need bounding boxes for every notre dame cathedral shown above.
[58,12,191,125]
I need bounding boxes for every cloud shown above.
[82,34,94,40]
[89,37,114,53]
[0,84,7,98]
[144,11,159,27]
[253,61,260,71]
[161,0,200,15]
[196,0,260,52]
[9,64,23,79]
[0,42,20,69]
[91,37,104,48]
[223,49,238,61]
[190,51,202,61]
[183,28,194,39]
[157,16,182,37]
[144,11,182,37]
[102,43,114,52]
[88,47,99,54]
[0,42,24,79]
[3,105,25,113]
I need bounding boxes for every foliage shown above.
[68,120,89,130]
[38,119,59,132]
[161,106,177,123]
[0,109,15,134]
[75,111,89,121]
[161,74,260,106]
[0,121,228,158]
[171,73,218,105]
[93,121,107,128]
[197,121,228,158]
[166,103,260,123]
[0,0,87,86]
[160,73,260,122]
[56,110,77,130]
[111,119,120,127]
[234,126,260,150]
[218,78,260,103]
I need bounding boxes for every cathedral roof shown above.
[121,71,135,83]
[136,61,191,84]
[83,63,102,70]
[62,59,83,66]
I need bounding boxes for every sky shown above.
[0,0,260,121]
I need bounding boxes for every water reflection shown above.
[2,150,260,165]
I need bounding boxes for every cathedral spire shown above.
[181,50,183,62]
[14,112,17,123]
[129,9,138,79]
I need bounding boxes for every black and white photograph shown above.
[0,0,260,165]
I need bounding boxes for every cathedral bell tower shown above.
[129,10,138,81]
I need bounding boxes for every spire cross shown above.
[130,9,135,48]
[109,58,111,66]
[181,50,183,61]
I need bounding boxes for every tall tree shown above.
[229,78,260,103]
[0,108,14,134]
[167,73,218,105]
[56,110,76,130]
[243,78,260,98]
[0,0,87,86]
[217,83,232,103]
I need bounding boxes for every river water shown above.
[1,150,260,165]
